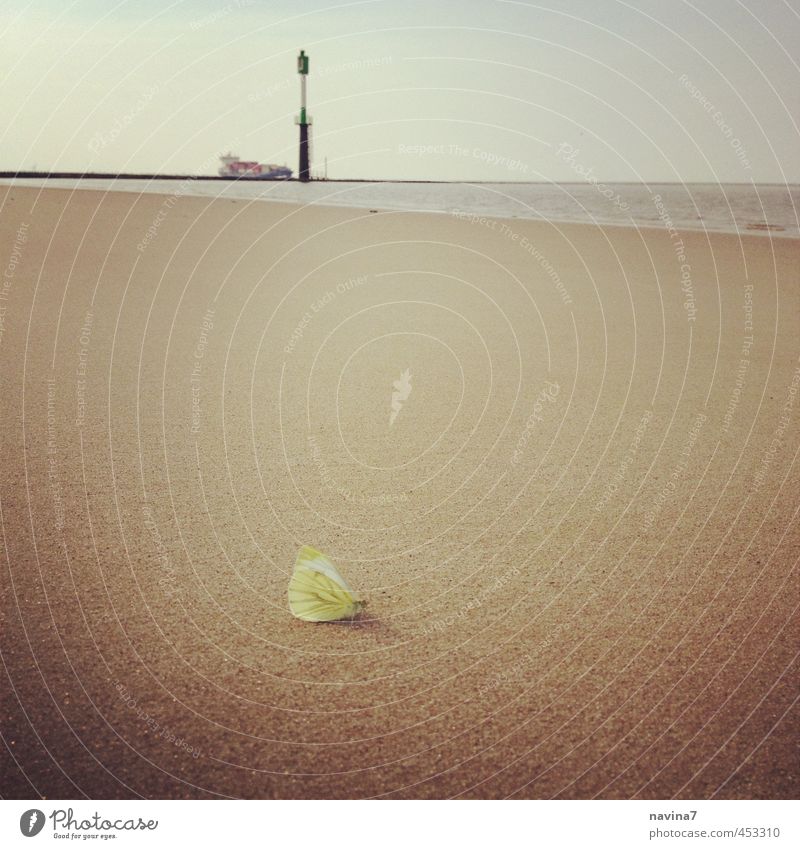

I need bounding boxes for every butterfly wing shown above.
[295,545,356,591]
[288,546,363,622]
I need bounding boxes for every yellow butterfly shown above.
[288,546,366,622]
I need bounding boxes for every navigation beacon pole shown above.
[297,50,311,182]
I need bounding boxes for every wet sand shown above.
[0,184,798,799]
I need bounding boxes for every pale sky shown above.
[1,0,798,181]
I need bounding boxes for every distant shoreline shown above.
[1,172,796,186]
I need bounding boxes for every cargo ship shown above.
[218,153,292,180]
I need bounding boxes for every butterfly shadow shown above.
[329,611,402,640]
[341,611,382,631]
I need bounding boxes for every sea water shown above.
[4,178,798,239]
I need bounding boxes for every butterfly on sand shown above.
[288,546,366,622]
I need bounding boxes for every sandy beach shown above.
[0,184,797,800]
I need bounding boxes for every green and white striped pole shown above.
[297,50,310,182]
